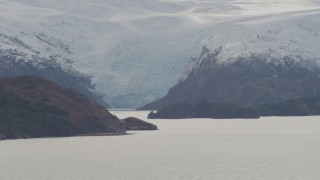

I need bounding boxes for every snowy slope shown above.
[196,10,320,71]
[1,0,320,107]
[0,1,77,69]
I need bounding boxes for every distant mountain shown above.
[0,76,125,140]
[139,3,320,110]
[2,0,320,108]
[141,46,320,110]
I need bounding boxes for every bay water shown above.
[1,111,320,180]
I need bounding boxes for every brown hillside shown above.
[0,76,125,138]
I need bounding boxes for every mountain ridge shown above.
[140,46,320,110]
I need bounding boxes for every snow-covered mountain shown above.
[1,0,320,107]
[195,10,320,70]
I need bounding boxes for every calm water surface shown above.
[1,111,320,180]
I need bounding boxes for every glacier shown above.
[1,0,320,107]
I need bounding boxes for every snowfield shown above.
[1,0,320,107]
[196,9,320,70]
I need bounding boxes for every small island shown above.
[121,117,158,130]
